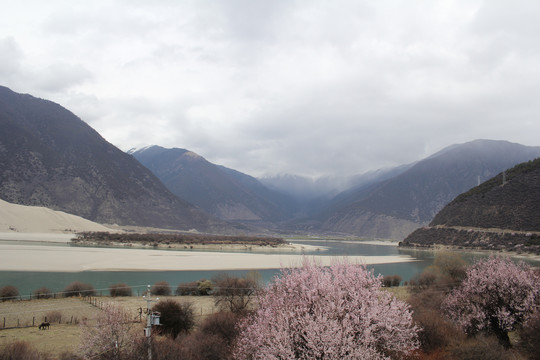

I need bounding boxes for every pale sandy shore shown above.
[0,232,75,243]
[0,198,114,234]
[0,242,415,272]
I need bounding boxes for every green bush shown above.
[198,279,213,295]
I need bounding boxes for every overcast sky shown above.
[2,1,540,178]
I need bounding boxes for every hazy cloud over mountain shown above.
[2,0,540,177]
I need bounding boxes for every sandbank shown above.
[0,198,114,234]
[0,242,415,272]
[0,232,75,243]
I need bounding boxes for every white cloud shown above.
[2,0,540,177]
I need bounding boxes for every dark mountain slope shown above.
[319,140,540,239]
[130,146,296,222]
[402,158,540,253]
[431,158,540,230]
[0,86,229,232]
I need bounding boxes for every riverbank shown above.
[399,242,540,264]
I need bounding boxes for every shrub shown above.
[57,352,83,360]
[153,299,195,339]
[443,257,540,347]
[391,274,402,286]
[382,274,402,287]
[45,310,62,323]
[409,270,438,290]
[176,281,199,296]
[177,279,213,296]
[172,312,240,360]
[199,312,240,347]
[518,310,540,357]
[0,340,49,360]
[448,335,517,360]
[150,337,184,360]
[177,333,229,360]
[197,279,213,295]
[0,285,19,301]
[382,275,393,287]
[63,282,95,297]
[432,250,466,283]
[109,283,133,297]
[414,309,464,353]
[151,281,171,296]
[408,287,446,313]
[33,287,53,299]
[408,286,462,354]
[213,274,258,313]
[234,258,419,359]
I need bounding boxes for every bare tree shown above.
[212,273,259,313]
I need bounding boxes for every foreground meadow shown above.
[0,296,216,357]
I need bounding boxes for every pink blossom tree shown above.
[79,304,140,360]
[443,256,540,347]
[233,259,419,360]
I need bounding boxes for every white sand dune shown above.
[0,198,113,236]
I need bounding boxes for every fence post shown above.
[3,317,5,328]
[33,317,35,327]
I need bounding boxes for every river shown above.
[0,238,534,298]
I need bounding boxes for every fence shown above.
[1,294,218,331]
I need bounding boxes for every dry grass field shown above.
[0,296,218,357]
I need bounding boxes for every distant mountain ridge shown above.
[129,140,540,239]
[401,158,540,253]
[130,145,296,222]
[0,86,231,232]
[313,140,540,239]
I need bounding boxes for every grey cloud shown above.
[33,63,93,93]
[3,1,540,179]
[0,37,23,81]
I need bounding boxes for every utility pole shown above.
[143,285,161,360]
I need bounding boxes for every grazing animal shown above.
[38,322,50,330]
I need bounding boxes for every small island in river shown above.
[72,231,290,251]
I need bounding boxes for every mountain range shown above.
[0,86,232,233]
[313,140,540,239]
[2,85,540,240]
[129,145,294,222]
